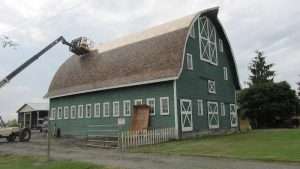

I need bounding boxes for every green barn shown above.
[46,7,241,139]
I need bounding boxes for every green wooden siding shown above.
[50,81,175,137]
[176,16,238,134]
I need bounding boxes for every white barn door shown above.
[180,99,193,132]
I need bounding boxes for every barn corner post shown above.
[47,119,51,161]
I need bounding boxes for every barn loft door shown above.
[208,101,219,129]
[180,99,193,132]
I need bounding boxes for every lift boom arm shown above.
[0,36,73,88]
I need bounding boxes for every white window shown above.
[63,106,69,119]
[103,102,110,117]
[230,104,238,127]
[197,100,203,116]
[220,103,225,116]
[186,53,193,70]
[78,105,84,118]
[86,104,92,118]
[57,107,62,120]
[123,100,131,117]
[190,24,195,38]
[224,67,228,80]
[160,97,169,115]
[70,106,76,119]
[199,16,218,65]
[208,80,216,94]
[94,103,101,118]
[146,98,155,116]
[50,108,56,120]
[207,101,219,129]
[219,39,224,52]
[134,99,143,105]
[113,101,120,117]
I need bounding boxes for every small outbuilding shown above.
[46,7,241,138]
[17,103,49,129]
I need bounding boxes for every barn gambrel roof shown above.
[46,7,240,98]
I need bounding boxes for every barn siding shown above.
[49,81,175,137]
[176,16,237,135]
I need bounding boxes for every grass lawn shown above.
[131,129,300,162]
[0,154,115,169]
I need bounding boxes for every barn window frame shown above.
[198,16,218,66]
[78,105,84,118]
[186,53,193,70]
[113,101,120,117]
[160,97,169,115]
[123,100,131,117]
[85,104,92,118]
[224,67,228,80]
[134,99,143,105]
[146,98,156,116]
[208,80,216,94]
[103,102,110,117]
[94,103,101,118]
[57,107,63,120]
[70,105,76,119]
[197,99,204,116]
[63,106,69,119]
[220,102,225,116]
[50,108,56,120]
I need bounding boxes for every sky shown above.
[0,0,299,121]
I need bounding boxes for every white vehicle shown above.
[0,116,31,142]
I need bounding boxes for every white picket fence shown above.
[120,128,176,150]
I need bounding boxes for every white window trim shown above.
[146,98,156,116]
[63,106,69,119]
[57,107,62,120]
[50,108,56,120]
[207,101,219,129]
[230,104,238,127]
[208,80,216,94]
[123,100,131,117]
[186,53,193,70]
[70,105,76,119]
[103,102,110,117]
[134,99,143,105]
[113,101,120,117]
[85,104,92,118]
[198,16,218,66]
[160,97,170,115]
[94,103,101,118]
[220,102,225,116]
[224,67,228,80]
[197,99,204,116]
[219,39,224,52]
[78,105,84,119]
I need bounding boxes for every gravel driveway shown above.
[0,133,299,169]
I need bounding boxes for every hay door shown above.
[180,99,193,132]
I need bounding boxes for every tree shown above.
[0,35,18,48]
[239,81,298,128]
[6,119,18,127]
[248,50,275,86]
[297,80,300,96]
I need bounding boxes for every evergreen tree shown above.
[248,50,275,86]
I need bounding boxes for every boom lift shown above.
[0,36,93,88]
[0,36,93,142]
